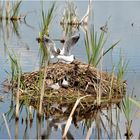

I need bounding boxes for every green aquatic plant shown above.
[38,1,56,67]
[84,26,119,67]
[7,50,22,82]
[84,24,120,106]
[40,1,56,36]
[126,96,140,139]
[122,95,133,139]
[117,53,128,82]
[7,49,22,120]
[38,37,49,68]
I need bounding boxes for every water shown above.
[0,1,140,139]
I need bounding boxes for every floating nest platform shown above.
[13,60,126,117]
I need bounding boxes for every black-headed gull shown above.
[43,34,80,63]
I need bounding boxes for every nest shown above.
[13,60,126,119]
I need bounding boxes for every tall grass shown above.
[38,1,56,113]
[114,107,121,139]
[122,96,133,139]
[7,49,22,120]
[122,96,133,125]
[7,50,22,82]
[38,35,49,68]
[40,1,56,37]
[84,26,119,67]
[123,96,140,139]
[38,1,56,67]
[84,25,119,106]
[117,53,128,82]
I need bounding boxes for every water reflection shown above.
[1,20,34,50]
[1,99,127,139]
[61,21,79,38]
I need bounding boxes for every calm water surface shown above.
[0,1,140,139]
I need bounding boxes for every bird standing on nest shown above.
[43,34,80,64]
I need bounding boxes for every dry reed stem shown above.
[2,113,11,139]
[62,95,91,139]
[109,70,115,99]
[15,72,20,120]
[97,48,103,106]
[39,62,47,116]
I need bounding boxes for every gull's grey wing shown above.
[61,34,80,56]
[43,35,58,57]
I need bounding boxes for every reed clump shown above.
[7,50,22,120]
[85,26,119,67]
[0,1,26,21]
[122,96,133,139]
[39,1,56,37]
[37,1,56,67]
[60,1,79,26]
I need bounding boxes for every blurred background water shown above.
[0,1,140,139]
